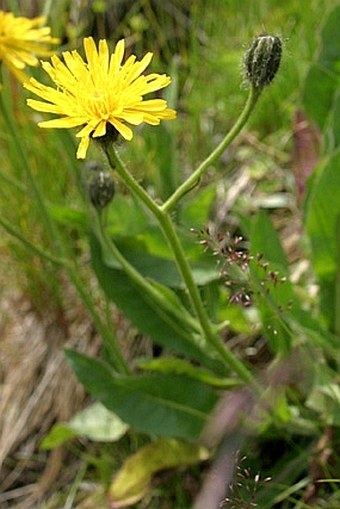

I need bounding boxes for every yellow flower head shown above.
[0,10,59,83]
[24,37,177,159]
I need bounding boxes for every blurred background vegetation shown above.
[0,0,339,508]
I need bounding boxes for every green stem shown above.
[95,210,201,336]
[161,86,261,212]
[104,143,162,219]
[0,210,129,372]
[103,144,256,387]
[66,265,129,374]
[0,215,67,266]
[158,212,255,385]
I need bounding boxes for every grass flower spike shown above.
[0,10,59,84]
[24,37,176,159]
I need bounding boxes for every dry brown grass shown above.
[0,285,101,508]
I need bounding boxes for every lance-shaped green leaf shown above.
[90,232,225,373]
[65,350,219,439]
[305,149,340,330]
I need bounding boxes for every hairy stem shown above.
[161,86,261,212]
[104,144,256,387]
[95,210,201,336]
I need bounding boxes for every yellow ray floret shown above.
[24,37,177,159]
[0,10,59,83]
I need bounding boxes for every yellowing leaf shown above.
[108,438,209,507]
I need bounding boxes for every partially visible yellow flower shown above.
[24,37,177,159]
[0,10,59,83]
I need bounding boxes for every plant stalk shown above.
[161,86,261,212]
[95,210,201,336]
[104,144,256,387]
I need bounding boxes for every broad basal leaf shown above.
[65,350,219,440]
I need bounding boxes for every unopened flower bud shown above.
[84,161,115,209]
[88,171,115,209]
[244,35,282,89]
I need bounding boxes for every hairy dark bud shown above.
[244,35,282,89]
[88,171,115,209]
[84,161,115,209]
